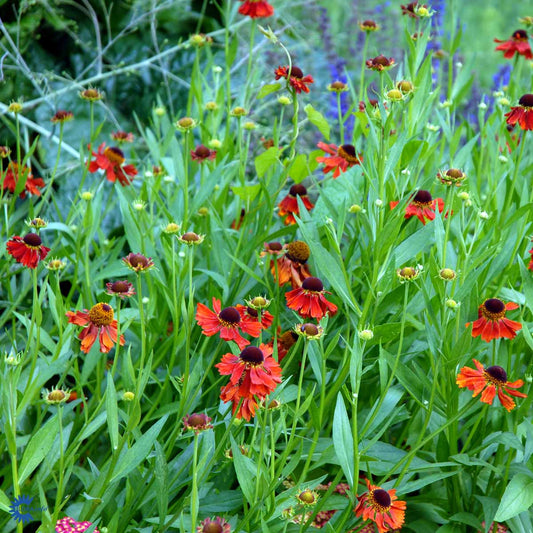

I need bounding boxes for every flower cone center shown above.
[484,365,508,385]
[246,307,258,318]
[181,232,200,242]
[187,414,208,428]
[218,307,240,325]
[128,254,149,268]
[301,323,320,336]
[519,93,533,108]
[412,190,433,207]
[195,145,211,158]
[337,144,359,163]
[289,183,308,197]
[89,303,114,326]
[481,298,506,320]
[111,281,130,293]
[370,488,392,510]
[513,29,528,40]
[302,277,324,292]
[373,55,390,66]
[289,66,304,79]
[280,331,299,349]
[240,346,264,365]
[104,146,125,165]
[202,523,223,533]
[266,242,282,252]
[286,241,310,263]
[23,233,42,247]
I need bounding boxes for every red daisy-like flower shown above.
[111,130,134,143]
[190,144,217,162]
[505,93,533,130]
[106,280,136,299]
[238,0,273,18]
[195,297,263,349]
[66,302,125,354]
[275,66,314,94]
[466,298,522,342]
[196,516,232,533]
[216,343,282,420]
[2,161,45,198]
[354,479,406,533]
[365,55,396,72]
[278,183,315,225]
[271,241,313,288]
[88,142,137,186]
[389,190,445,225]
[494,29,533,59]
[235,304,274,330]
[7,233,50,269]
[456,359,527,412]
[182,413,213,434]
[285,277,338,320]
[316,142,362,178]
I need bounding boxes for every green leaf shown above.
[230,434,256,503]
[106,376,119,451]
[19,416,59,484]
[231,184,261,202]
[255,147,280,177]
[110,415,168,482]
[304,104,330,140]
[256,83,282,99]
[286,153,308,183]
[494,473,533,521]
[332,393,354,486]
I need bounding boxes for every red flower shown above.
[528,246,533,271]
[456,359,527,412]
[66,302,125,354]
[195,297,262,349]
[106,280,136,299]
[365,55,396,71]
[238,0,273,18]
[354,479,406,533]
[182,413,213,434]
[275,66,314,94]
[88,142,137,186]
[270,241,312,288]
[196,516,232,533]
[190,144,217,162]
[2,161,45,197]
[6,233,50,268]
[494,29,533,59]
[390,190,445,224]
[216,343,282,420]
[111,131,134,143]
[505,94,533,130]
[285,277,338,320]
[316,142,362,178]
[466,298,522,342]
[278,183,314,225]
[236,304,274,330]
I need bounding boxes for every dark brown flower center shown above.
[187,414,208,427]
[362,19,377,28]
[446,168,463,178]
[111,281,130,293]
[240,346,264,365]
[330,81,347,90]
[485,365,507,383]
[267,241,283,252]
[280,331,299,349]
[286,240,310,263]
[513,29,528,40]
[301,323,319,336]
[202,522,223,533]
[302,277,323,292]
[129,254,149,268]
[484,298,505,314]
[372,488,392,508]
[519,94,533,108]
[23,233,42,247]
[413,190,433,205]
[246,307,258,318]
[289,66,304,79]
[337,144,360,164]
[373,55,391,66]
[195,145,211,158]
[218,307,240,324]
[104,146,125,165]
[181,232,200,242]
[289,184,307,197]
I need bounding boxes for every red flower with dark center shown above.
[191,144,217,162]
[456,359,527,412]
[355,479,406,533]
[216,343,282,420]
[7,233,50,268]
[238,0,274,18]
[316,142,363,178]
[88,142,137,186]
[272,241,313,288]
[365,55,396,71]
[389,190,445,224]
[505,94,533,130]
[494,29,533,59]
[275,65,314,94]
[278,183,315,225]
[285,277,338,320]
[196,297,262,349]
[182,413,213,434]
[106,280,136,299]
[401,1,424,17]
[235,304,274,330]
[2,161,45,197]
[66,302,125,353]
[466,298,522,342]
[111,130,134,143]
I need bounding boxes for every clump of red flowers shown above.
[505,94,533,130]
[7,233,50,268]
[278,183,314,225]
[456,359,527,412]
[88,142,137,186]
[466,298,522,342]
[238,0,273,18]
[275,65,314,94]
[494,29,533,59]
[2,161,45,197]
[390,190,445,225]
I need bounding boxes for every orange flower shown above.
[466,298,522,342]
[390,190,445,225]
[235,304,274,330]
[2,161,45,197]
[88,142,137,186]
[456,359,527,412]
[354,479,406,533]
[66,303,125,354]
[285,277,338,320]
[505,94,533,130]
[195,297,262,349]
[316,142,362,178]
[494,29,533,59]
[275,66,314,94]
[6,233,50,269]
[278,184,314,225]
[270,241,312,288]
[238,0,274,18]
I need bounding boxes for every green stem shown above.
[358,33,369,103]
[190,434,199,533]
